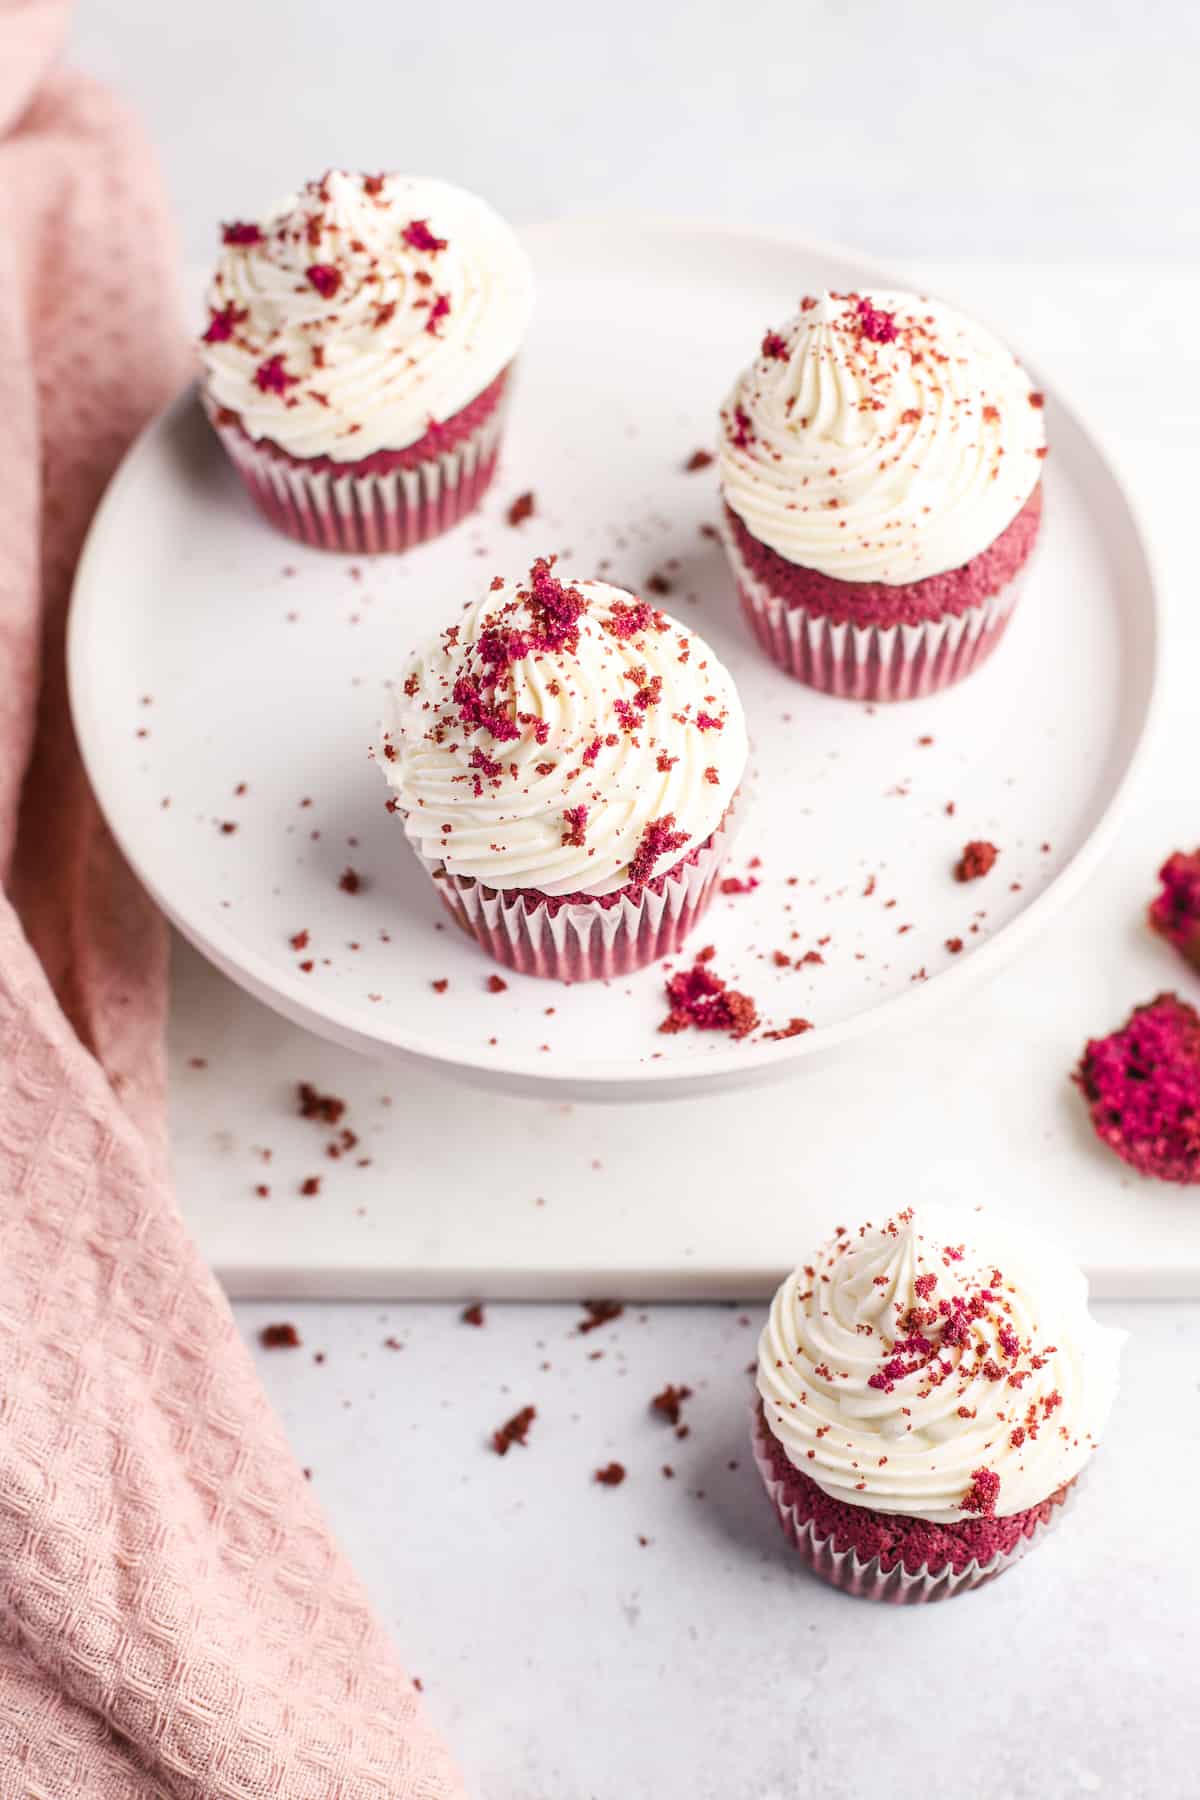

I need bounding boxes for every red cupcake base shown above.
[752,1402,1074,1604]
[203,369,510,554]
[724,488,1042,702]
[420,801,740,982]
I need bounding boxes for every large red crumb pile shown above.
[659,960,759,1038]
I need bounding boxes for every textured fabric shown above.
[0,10,465,1797]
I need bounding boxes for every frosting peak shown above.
[720,290,1045,584]
[200,172,533,460]
[376,565,747,898]
[757,1207,1122,1523]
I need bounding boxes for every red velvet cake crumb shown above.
[762,1018,813,1040]
[757,1403,1070,1576]
[260,1322,300,1349]
[486,974,508,993]
[579,1300,624,1334]
[651,1384,692,1425]
[1149,851,1200,971]
[492,1405,536,1455]
[339,866,362,894]
[300,1177,321,1197]
[955,840,999,882]
[305,263,342,298]
[660,959,759,1039]
[221,221,262,245]
[685,448,714,472]
[403,219,448,253]
[1075,992,1200,1184]
[462,1303,486,1327]
[254,355,297,395]
[297,1082,345,1124]
[507,490,535,527]
[203,302,247,343]
[854,297,898,343]
[628,816,690,887]
[594,1462,626,1486]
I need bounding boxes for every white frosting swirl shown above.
[376,566,747,897]
[199,171,533,459]
[757,1207,1122,1523]
[720,291,1045,584]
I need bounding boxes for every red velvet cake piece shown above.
[755,1402,1070,1578]
[1075,992,1200,1184]
[1149,851,1200,972]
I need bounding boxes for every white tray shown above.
[69,222,1159,1102]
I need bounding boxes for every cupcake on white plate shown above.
[375,558,749,980]
[719,291,1046,699]
[754,1205,1123,1602]
[199,171,533,552]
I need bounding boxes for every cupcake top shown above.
[199,171,533,461]
[757,1206,1122,1523]
[720,291,1046,585]
[377,560,747,898]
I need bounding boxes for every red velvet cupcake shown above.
[199,172,533,553]
[1075,992,1200,1184]
[755,1208,1122,1602]
[719,292,1046,701]
[375,561,748,980]
[1149,851,1200,972]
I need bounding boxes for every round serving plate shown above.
[68,218,1160,1101]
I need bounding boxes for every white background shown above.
[73,6,1200,1797]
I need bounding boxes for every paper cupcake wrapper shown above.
[412,795,743,982]
[724,528,1026,703]
[204,391,508,555]
[751,1403,1073,1604]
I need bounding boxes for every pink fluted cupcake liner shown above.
[724,526,1027,703]
[203,381,509,554]
[751,1403,1074,1604]
[413,794,743,982]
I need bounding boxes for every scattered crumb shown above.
[685,448,714,472]
[507,491,536,527]
[492,1405,536,1456]
[462,1303,486,1327]
[298,1083,346,1124]
[651,1384,692,1426]
[594,1462,626,1487]
[578,1300,624,1335]
[260,1322,300,1350]
[955,840,999,882]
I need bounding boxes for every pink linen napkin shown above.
[0,8,465,1795]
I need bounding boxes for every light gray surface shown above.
[76,1,1197,264]
[72,8,1199,1796]
[241,1297,1199,1800]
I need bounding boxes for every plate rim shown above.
[68,216,1165,1099]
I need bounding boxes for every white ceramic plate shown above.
[69,220,1160,1100]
